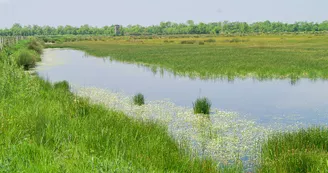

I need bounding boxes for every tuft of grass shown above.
[28,39,44,54]
[204,38,216,43]
[133,93,145,106]
[193,97,211,115]
[180,40,197,44]
[53,80,70,91]
[14,49,39,70]
[258,127,328,172]
[225,38,249,43]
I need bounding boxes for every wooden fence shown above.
[0,36,26,51]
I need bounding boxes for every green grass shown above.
[133,93,145,106]
[7,37,328,172]
[0,40,221,172]
[49,35,328,80]
[257,127,328,173]
[2,39,43,70]
[53,80,70,91]
[193,97,211,115]
[13,48,39,70]
[28,38,44,54]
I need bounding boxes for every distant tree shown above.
[1,21,328,36]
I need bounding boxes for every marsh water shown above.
[36,49,328,126]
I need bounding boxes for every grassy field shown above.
[50,35,328,80]
[0,40,223,172]
[258,127,328,173]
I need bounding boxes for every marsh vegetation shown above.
[2,30,328,172]
[133,93,145,106]
[0,40,221,172]
[193,97,212,115]
[50,34,328,80]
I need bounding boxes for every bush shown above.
[133,93,145,106]
[193,97,211,115]
[180,40,197,44]
[198,41,205,45]
[54,80,70,91]
[15,49,39,70]
[225,38,250,43]
[204,39,216,43]
[28,39,43,54]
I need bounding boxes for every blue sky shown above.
[0,0,327,28]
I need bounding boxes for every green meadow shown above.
[50,35,328,80]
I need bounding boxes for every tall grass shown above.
[133,93,145,106]
[0,40,219,172]
[28,39,44,54]
[53,80,70,91]
[258,127,328,172]
[193,97,211,115]
[50,35,328,80]
[13,49,39,70]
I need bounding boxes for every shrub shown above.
[204,39,216,43]
[28,39,43,54]
[180,40,197,44]
[15,49,38,70]
[198,41,205,45]
[133,93,145,106]
[54,80,70,91]
[193,97,211,115]
[164,40,175,43]
[225,38,250,43]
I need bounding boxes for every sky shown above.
[0,0,327,28]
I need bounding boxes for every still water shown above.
[36,49,328,125]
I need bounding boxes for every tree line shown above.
[1,20,328,36]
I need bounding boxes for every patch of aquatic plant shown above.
[193,97,211,115]
[258,127,328,172]
[75,86,270,169]
[133,93,145,106]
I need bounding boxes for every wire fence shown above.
[0,36,27,51]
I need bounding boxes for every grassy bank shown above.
[0,40,220,172]
[258,127,328,172]
[49,35,328,80]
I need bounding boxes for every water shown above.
[36,48,328,126]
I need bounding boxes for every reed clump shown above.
[193,97,211,115]
[133,93,145,106]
